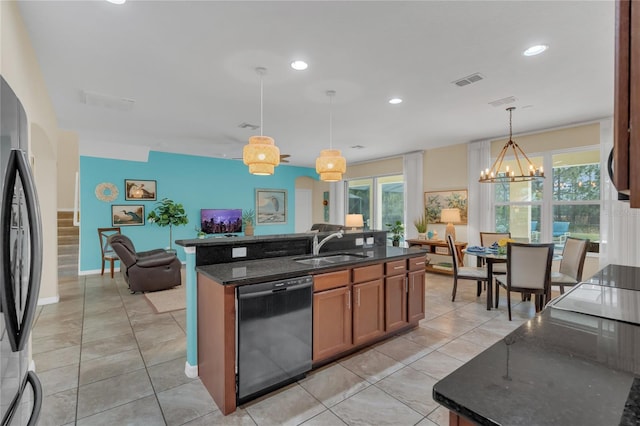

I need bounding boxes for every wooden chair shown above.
[479,232,510,275]
[98,227,121,278]
[447,235,489,302]
[551,237,589,294]
[495,242,554,321]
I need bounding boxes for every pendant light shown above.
[243,67,280,176]
[316,90,346,182]
[479,107,544,183]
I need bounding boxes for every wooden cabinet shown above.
[385,260,408,332]
[408,269,426,322]
[352,264,385,346]
[614,0,640,207]
[313,286,352,361]
[352,278,385,346]
[313,255,426,363]
[407,256,426,322]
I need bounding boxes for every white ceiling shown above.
[17,0,615,168]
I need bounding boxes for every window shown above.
[347,175,404,232]
[492,148,600,250]
[551,150,600,246]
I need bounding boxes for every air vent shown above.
[80,90,135,111]
[238,122,260,130]
[350,145,365,149]
[488,96,517,107]
[452,73,484,87]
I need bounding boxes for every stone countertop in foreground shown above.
[433,264,640,426]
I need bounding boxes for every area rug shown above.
[144,286,186,314]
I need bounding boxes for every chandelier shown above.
[243,67,280,176]
[316,90,346,182]
[479,107,544,183]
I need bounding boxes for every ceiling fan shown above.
[231,153,290,163]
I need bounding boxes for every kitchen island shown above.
[177,231,428,415]
[433,264,640,425]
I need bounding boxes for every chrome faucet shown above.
[313,231,343,256]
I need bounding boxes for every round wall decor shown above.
[95,182,119,202]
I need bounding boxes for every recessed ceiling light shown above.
[290,60,308,71]
[523,44,548,56]
[105,0,126,4]
[389,98,403,105]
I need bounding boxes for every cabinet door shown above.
[408,269,425,323]
[353,279,385,346]
[313,286,352,362]
[385,274,408,332]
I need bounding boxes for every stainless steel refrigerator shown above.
[0,76,43,425]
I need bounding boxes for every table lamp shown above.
[440,208,461,242]
[345,214,364,231]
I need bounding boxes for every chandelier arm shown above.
[510,144,527,177]
[491,143,509,177]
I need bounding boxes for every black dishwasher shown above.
[236,275,313,404]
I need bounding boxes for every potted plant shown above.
[195,227,206,239]
[414,215,427,240]
[243,209,255,236]
[386,220,405,247]
[147,198,189,251]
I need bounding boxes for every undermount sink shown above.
[294,253,369,266]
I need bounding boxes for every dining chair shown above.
[551,237,589,294]
[98,227,121,278]
[494,242,554,321]
[479,232,510,275]
[447,235,489,302]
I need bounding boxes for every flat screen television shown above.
[201,208,243,234]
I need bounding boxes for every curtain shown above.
[467,140,492,247]
[403,151,424,239]
[329,181,345,225]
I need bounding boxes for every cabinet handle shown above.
[405,277,408,293]
[357,288,361,307]
[347,290,351,309]
[415,261,425,266]
[394,266,404,270]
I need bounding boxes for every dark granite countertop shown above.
[433,264,640,426]
[196,246,425,286]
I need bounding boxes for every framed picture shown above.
[112,205,145,226]
[425,189,468,224]
[256,189,287,225]
[125,179,157,200]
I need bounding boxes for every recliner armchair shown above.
[108,234,182,293]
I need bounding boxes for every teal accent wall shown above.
[80,151,317,272]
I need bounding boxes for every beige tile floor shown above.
[33,272,541,425]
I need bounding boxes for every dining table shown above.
[463,247,506,310]
[464,246,561,311]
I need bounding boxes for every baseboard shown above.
[185,361,198,378]
[37,295,60,306]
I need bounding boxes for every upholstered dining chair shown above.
[479,232,510,275]
[551,237,589,294]
[98,227,121,278]
[447,235,489,302]
[495,242,554,321]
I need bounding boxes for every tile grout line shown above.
[73,274,87,424]
[116,275,171,426]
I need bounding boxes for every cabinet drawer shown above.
[353,263,384,283]
[408,256,427,271]
[385,260,407,276]
[314,270,350,292]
